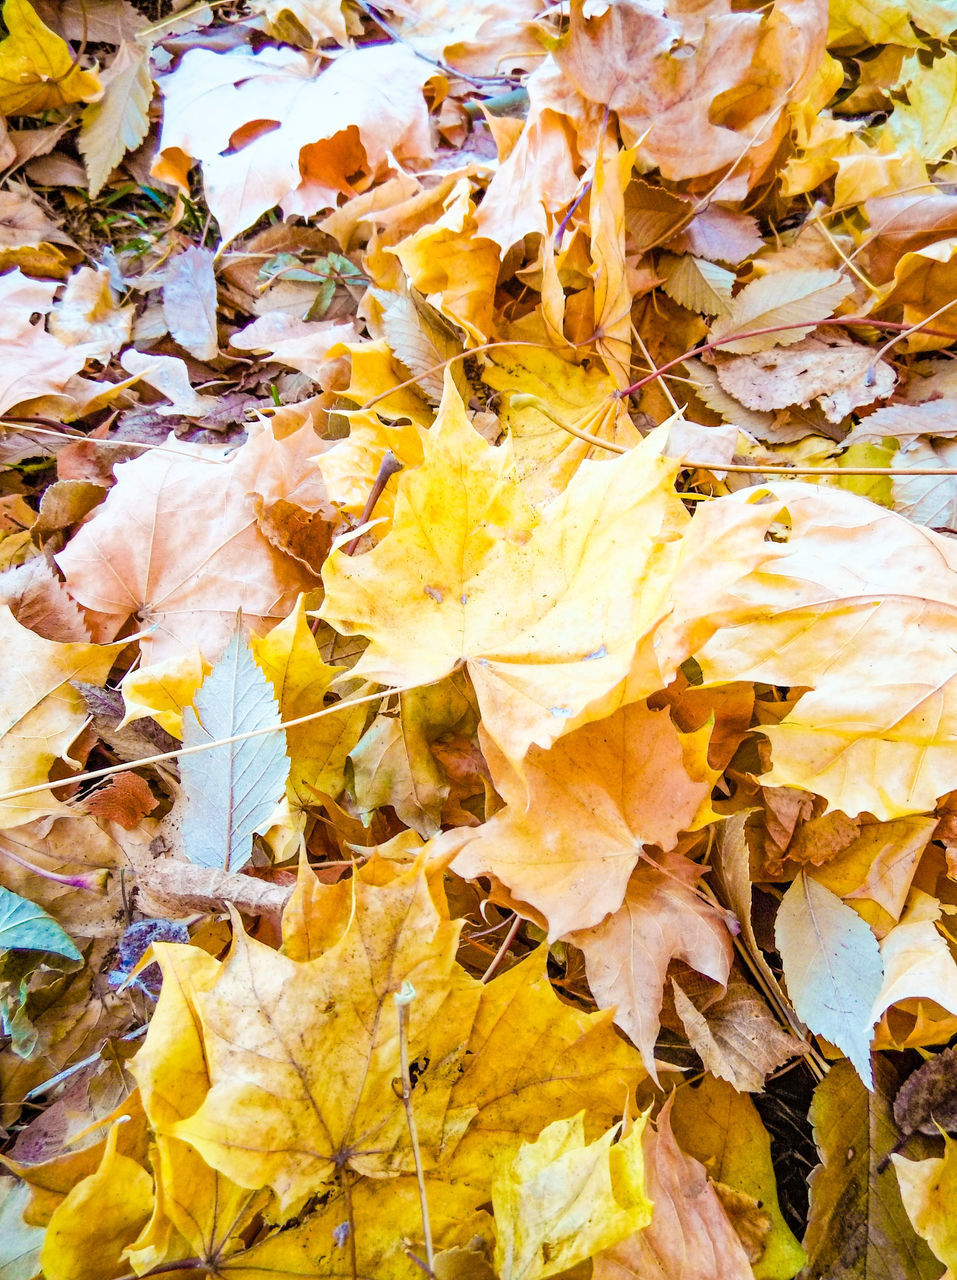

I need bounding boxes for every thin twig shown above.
[0,682,417,807]
[395,982,434,1274]
[481,913,523,982]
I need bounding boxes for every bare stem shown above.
[395,982,434,1274]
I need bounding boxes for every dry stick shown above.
[394,982,435,1275]
[0,420,233,463]
[0,682,421,808]
[341,450,403,555]
[481,913,523,983]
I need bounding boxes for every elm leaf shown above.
[181,627,290,873]
[775,872,882,1088]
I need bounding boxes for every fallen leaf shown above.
[0,0,101,116]
[894,1045,957,1138]
[710,270,854,355]
[321,375,693,765]
[553,0,828,193]
[445,700,718,939]
[803,1058,941,1280]
[894,1134,957,1275]
[669,1076,806,1280]
[56,424,328,664]
[130,854,646,1240]
[714,334,897,422]
[492,1113,651,1280]
[775,872,882,1087]
[249,594,366,810]
[567,851,733,1078]
[181,626,289,873]
[672,971,806,1093]
[162,247,219,363]
[154,42,437,244]
[673,481,957,818]
[0,606,124,826]
[39,1122,152,1280]
[78,39,152,198]
[593,1095,755,1280]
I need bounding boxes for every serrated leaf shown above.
[775,872,882,1088]
[659,252,735,317]
[710,270,854,354]
[79,40,152,198]
[0,884,81,961]
[181,626,290,872]
[379,287,465,402]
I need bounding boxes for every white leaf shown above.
[775,872,882,1088]
[162,246,219,362]
[710,269,854,354]
[181,627,290,872]
[79,41,153,198]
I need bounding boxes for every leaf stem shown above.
[395,982,434,1274]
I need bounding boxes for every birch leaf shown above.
[710,270,854,354]
[79,40,153,198]
[181,626,290,872]
[775,872,882,1088]
[659,253,736,317]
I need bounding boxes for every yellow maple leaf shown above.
[0,606,125,826]
[119,853,645,1280]
[0,0,101,116]
[673,482,957,818]
[250,595,367,809]
[492,1112,651,1280]
[39,1122,153,1280]
[321,373,690,764]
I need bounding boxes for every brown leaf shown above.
[81,772,157,829]
[672,971,806,1092]
[0,557,91,642]
[593,1095,753,1280]
[894,1045,957,1138]
[568,852,733,1078]
[713,334,897,422]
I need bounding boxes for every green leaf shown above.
[0,884,81,961]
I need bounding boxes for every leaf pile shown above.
[4,1,957,1278]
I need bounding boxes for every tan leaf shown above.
[445,701,718,939]
[710,269,854,355]
[672,972,806,1093]
[79,40,152,198]
[593,1096,753,1280]
[567,852,733,1078]
[161,247,219,363]
[56,423,330,664]
[713,334,896,423]
[154,42,436,244]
